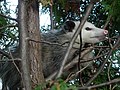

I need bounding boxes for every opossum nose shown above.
[103,30,108,35]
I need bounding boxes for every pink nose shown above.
[103,30,108,35]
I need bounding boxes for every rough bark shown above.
[18,0,44,89]
[27,0,45,88]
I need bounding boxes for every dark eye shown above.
[85,27,92,31]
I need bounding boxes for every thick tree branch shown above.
[18,0,32,89]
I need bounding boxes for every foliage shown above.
[40,0,51,6]
[35,79,77,90]
[102,0,120,21]
[0,1,18,50]
[102,0,120,37]
[41,0,109,29]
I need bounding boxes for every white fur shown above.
[73,21,108,68]
[67,21,108,44]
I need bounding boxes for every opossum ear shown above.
[63,21,75,32]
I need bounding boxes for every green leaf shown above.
[51,85,57,90]
[35,85,42,90]
[60,82,68,90]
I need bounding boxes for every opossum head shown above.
[64,21,108,44]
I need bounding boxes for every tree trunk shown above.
[18,0,44,89]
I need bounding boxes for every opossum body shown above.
[42,21,108,77]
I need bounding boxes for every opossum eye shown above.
[85,27,92,31]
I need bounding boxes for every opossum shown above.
[42,20,108,77]
[0,20,108,89]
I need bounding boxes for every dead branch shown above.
[0,48,11,59]
[0,13,17,22]
[107,61,112,90]
[65,62,92,82]
[8,49,22,76]
[27,37,69,47]
[0,58,21,62]
[0,24,18,30]
[79,78,120,90]
[103,15,112,29]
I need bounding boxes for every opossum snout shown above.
[103,30,108,35]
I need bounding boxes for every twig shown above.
[0,24,18,30]
[79,78,120,90]
[108,61,112,90]
[27,37,83,50]
[50,0,53,30]
[85,37,120,86]
[112,84,117,90]
[78,22,83,85]
[0,48,11,59]
[27,38,69,47]
[103,15,112,29]
[0,13,17,22]
[103,15,113,49]
[56,0,95,78]
[73,51,109,64]
[65,62,91,83]
[0,49,21,62]
[8,49,21,75]
[0,58,21,62]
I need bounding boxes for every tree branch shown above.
[18,0,32,89]
[27,38,70,47]
[0,48,11,59]
[0,24,18,30]
[0,58,21,62]
[79,78,120,90]
[0,13,17,22]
